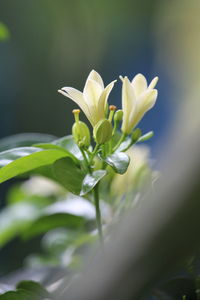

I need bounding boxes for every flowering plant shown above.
[0,70,158,299]
[0,70,158,246]
[57,70,158,242]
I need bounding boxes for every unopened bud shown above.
[93,119,113,144]
[114,110,123,122]
[72,121,90,148]
[138,131,154,143]
[131,128,142,144]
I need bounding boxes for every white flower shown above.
[58,70,116,127]
[121,74,158,134]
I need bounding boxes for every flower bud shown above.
[72,121,90,148]
[93,119,113,144]
[131,128,142,144]
[114,109,123,122]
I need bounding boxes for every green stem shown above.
[112,120,119,136]
[101,144,106,158]
[100,144,108,169]
[90,144,99,163]
[93,183,104,245]
[112,132,127,152]
[80,148,91,173]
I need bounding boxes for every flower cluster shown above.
[58,70,158,149]
[120,74,158,134]
[57,70,158,245]
[58,70,116,127]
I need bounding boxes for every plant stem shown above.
[112,132,127,152]
[93,183,104,245]
[112,120,118,136]
[80,148,91,173]
[90,144,99,163]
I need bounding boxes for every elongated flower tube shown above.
[58,70,116,127]
[121,74,158,134]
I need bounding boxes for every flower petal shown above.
[139,89,158,111]
[131,73,147,97]
[98,80,117,120]
[121,77,137,134]
[148,76,159,89]
[130,89,158,129]
[58,87,91,122]
[85,70,104,89]
[84,99,98,126]
[83,79,103,107]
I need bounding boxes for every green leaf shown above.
[0,202,41,247]
[22,213,85,239]
[80,170,107,196]
[30,161,84,193]
[0,133,56,152]
[0,147,42,168]
[6,184,51,205]
[0,22,10,41]
[0,196,87,247]
[0,290,34,300]
[33,143,80,165]
[0,147,73,184]
[52,135,83,160]
[138,131,154,142]
[53,157,85,194]
[17,281,49,299]
[105,152,130,174]
[117,137,132,152]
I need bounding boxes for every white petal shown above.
[148,76,159,89]
[85,102,98,126]
[131,73,148,97]
[85,70,104,89]
[83,79,104,126]
[122,77,137,109]
[139,89,158,111]
[121,77,136,134]
[59,87,91,122]
[83,79,103,106]
[128,106,137,129]
[98,80,117,120]
[130,89,158,129]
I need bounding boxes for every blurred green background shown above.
[0,0,172,151]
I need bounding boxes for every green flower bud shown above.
[114,109,123,122]
[72,121,90,148]
[93,119,113,144]
[131,128,142,144]
[138,131,154,142]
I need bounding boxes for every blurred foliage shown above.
[0,131,156,298]
[0,23,10,42]
[0,131,199,299]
